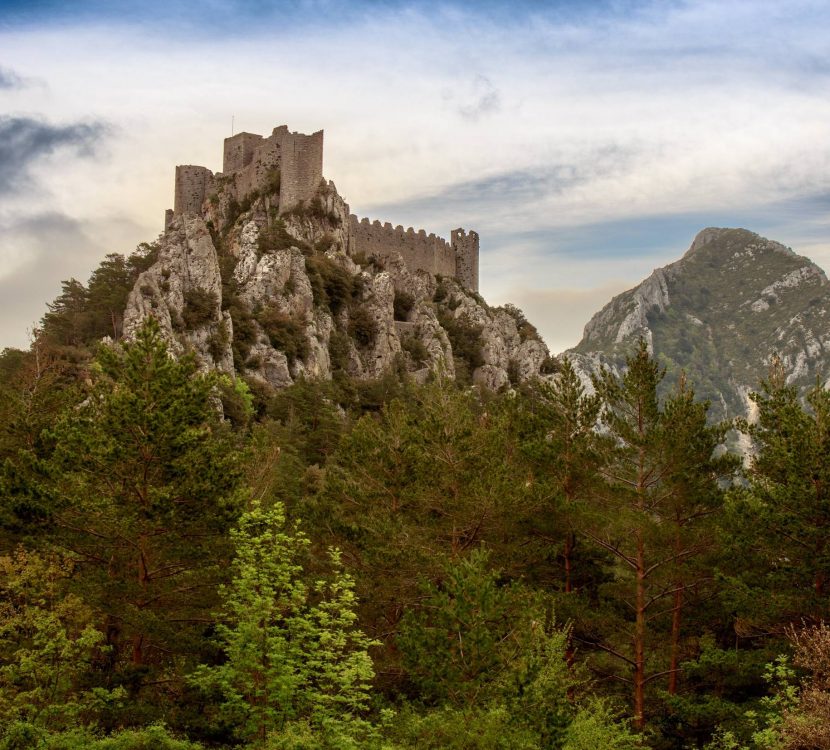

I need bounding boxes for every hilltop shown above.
[120,125,552,393]
[568,227,830,420]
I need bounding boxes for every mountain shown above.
[120,125,553,393]
[568,227,830,421]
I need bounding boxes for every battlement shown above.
[166,123,478,290]
[348,215,473,284]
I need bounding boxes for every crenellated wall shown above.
[349,216,457,278]
[167,124,477,290]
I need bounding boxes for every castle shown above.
[166,125,479,292]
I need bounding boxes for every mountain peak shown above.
[569,227,830,423]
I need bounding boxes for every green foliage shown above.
[499,303,541,343]
[400,335,428,367]
[388,705,541,749]
[190,501,376,744]
[563,700,644,750]
[0,548,124,732]
[0,722,205,750]
[437,310,484,382]
[393,291,415,322]
[729,367,830,626]
[347,306,378,348]
[398,549,530,705]
[181,287,218,327]
[257,306,309,365]
[258,220,306,255]
[305,254,358,314]
[42,319,244,703]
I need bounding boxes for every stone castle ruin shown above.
[166,125,479,292]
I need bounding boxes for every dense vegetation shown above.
[1,270,830,748]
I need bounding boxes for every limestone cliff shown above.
[568,228,830,421]
[123,178,551,392]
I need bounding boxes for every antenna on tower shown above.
[231,115,234,136]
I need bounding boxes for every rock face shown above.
[124,179,551,392]
[569,227,830,420]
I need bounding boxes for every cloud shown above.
[453,75,502,121]
[0,116,109,195]
[0,212,109,348]
[0,66,25,89]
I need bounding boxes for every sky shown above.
[1,0,830,353]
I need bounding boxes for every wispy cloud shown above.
[2,0,830,350]
[0,116,109,195]
[0,66,25,89]
[452,75,501,121]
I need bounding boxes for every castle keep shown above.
[168,125,479,291]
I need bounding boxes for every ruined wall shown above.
[174,165,215,216]
[452,228,479,293]
[278,130,324,214]
[168,125,478,292]
[222,132,263,173]
[349,216,457,278]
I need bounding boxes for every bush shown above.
[181,287,218,328]
[393,290,415,321]
[348,306,378,348]
[207,321,229,361]
[438,310,484,374]
[305,255,356,314]
[258,220,306,255]
[256,306,309,365]
[401,335,429,366]
[328,330,352,372]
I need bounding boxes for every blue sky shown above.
[2,0,830,351]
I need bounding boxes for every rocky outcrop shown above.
[123,215,234,373]
[569,227,830,420]
[123,181,551,393]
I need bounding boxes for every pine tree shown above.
[587,341,731,729]
[44,319,244,686]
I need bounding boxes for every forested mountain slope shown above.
[569,228,830,420]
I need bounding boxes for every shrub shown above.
[393,290,415,321]
[258,220,306,255]
[540,355,559,375]
[500,303,541,342]
[328,330,352,372]
[402,335,429,366]
[263,168,281,195]
[438,310,484,373]
[207,321,229,361]
[256,306,309,365]
[182,287,218,328]
[348,306,378,348]
[305,255,358,314]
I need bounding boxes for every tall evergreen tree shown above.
[587,341,731,730]
[43,319,244,695]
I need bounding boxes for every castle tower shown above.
[223,132,264,173]
[173,165,215,216]
[451,228,479,293]
[277,128,324,214]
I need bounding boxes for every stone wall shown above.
[452,228,480,293]
[222,132,263,173]
[278,129,324,214]
[167,124,477,291]
[174,165,215,216]
[349,216,457,278]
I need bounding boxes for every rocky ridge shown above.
[568,227,830,421]
[123,179,551,393]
